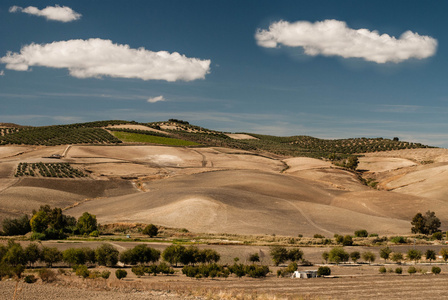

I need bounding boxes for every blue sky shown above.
[1,1,448,147]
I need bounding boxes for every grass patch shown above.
[112,131,200,146]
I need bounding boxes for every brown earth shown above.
[1,145,448,236]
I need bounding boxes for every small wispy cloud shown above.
[256,19,437,63]
[0,70,4,76]
[147,95,166,103]
[9,5,82,22]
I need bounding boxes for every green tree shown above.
[391,252,404,264]
[322,251,329,264]
[350,251,361,263]
[425,249,436,264]
[30,210,49,233]
[1,215,31,236]
[119,244,160,265]
[440,248,448,263]
[95,244,118,267]
[77,212,98,235]
[328,247,349,265]
[411,211,441,235]
[270,246,289,266]
[345,156,359,170]
[379,247,392,263]
[63,248,87,266]
[2,240,26,266]
[249,253,260,263]
[142,224,158,237]
[362,251,376,264]
[354,229,368,238]
[288,248,304,262]
[342,235,353,246]
[162,245,186,267]
[317,266,331,276]
[24,243,41,267]
[40,246,62,267]
[115,269,127,280]
[201,249,220,264]
[407,249,422,264]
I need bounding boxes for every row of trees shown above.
[1,206,98,240]
[15,162,88,178]
[322,246,448,265]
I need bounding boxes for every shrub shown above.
[75,265,90,278]
[131,265,146,277]
[95,244,119,267]
[89,230,99,237]
[379,266,386,274]
[313,234,325,239]
[317,266,331,277]
[395,267,402,274]
[431,266,441,274]
[350,251,361,263]
[269,246,288,266]
[101,270,111,279]
[245,264,270,278]
[354,230,368,238]
[142,224,158,237]
[362,251,376,264]
[432,231,443,240]
[407,266,417,275]
[115,269,127,280]
[249,253,260,263]
[328,247,349,264]
[24,275,37,284]
[391,252,404,264]
[390,236,407,244]
[38,268,56,282]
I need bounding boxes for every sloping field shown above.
[2,143,448,236]
[66,169,411,236]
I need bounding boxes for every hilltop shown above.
[0,119,446,237]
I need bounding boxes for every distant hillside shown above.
[0,119,432,158]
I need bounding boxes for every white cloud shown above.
[147,95,166,103]
[0,70,4,76]
[0,38,211,82]
[9,5,81,22]
[255,19,437,63]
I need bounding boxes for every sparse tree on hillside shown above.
[407,249,422,264]
[362,251,376,265]
[350,251,361,263]
[411,211,441,235]
[379,247,392,263]
[142,224,158,237]
[425,249,436,264]
[440,249,448,263]
[270,246,289,266]
[328,247,349,265]
[391,252,404,264]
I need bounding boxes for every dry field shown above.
[1,145,448,237]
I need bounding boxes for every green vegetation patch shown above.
[15,162,88,178]
[112,131,200,146]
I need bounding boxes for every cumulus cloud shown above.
[255,19,437,63]
[0,38,211,81]
[147,95,166,103]
[9,5,81,22]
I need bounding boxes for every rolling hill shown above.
[0,120,446,237]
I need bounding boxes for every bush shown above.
[395,267,402,274]
[115,269,127,280]
[379,266,386,274]
[89,230,99,237]
[38,268,56,282]
[431,266,441,274]
[95,244,119,267]
[24,275,37,284]
[74,265,90,278]
[317,266,331,277]
[142,224,158,237]
[354,230,368,238]
[390,236,407,244]
[407,266,417,275]
[131,265,146,277]
[313,234,325,239]
[432,231,443,240]
[101,270,111,279]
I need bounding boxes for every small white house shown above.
[292,270,317,279]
